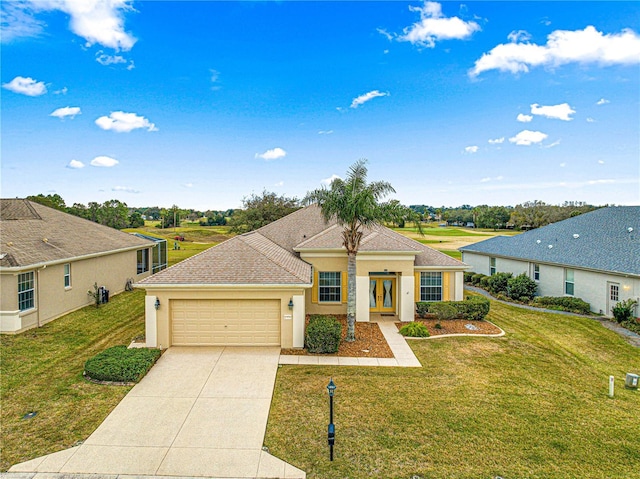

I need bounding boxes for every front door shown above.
[369,278,396,313]
[607,282,620,316]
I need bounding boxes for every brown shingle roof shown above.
[138,232,312,285]
[0,199,153,268]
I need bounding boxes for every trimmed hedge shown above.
[471,273,486,285]
[463,271,475,283]
[506,273,537,301]
[531,296,591,315]
[399,322,430,337]
[305,315,342,353]
[84,346,161,383]
[487,272,512,295]
[416,296,490,321]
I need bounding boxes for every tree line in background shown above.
[27,193,602,232]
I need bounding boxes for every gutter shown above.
[135,283,312,291]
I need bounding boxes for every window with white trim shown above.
[319,272,342,303]
[137,249,149,274]
[18,272,35,311]
[420,272,442,302]
[64,263,71,288]
[564,269,574,296]
[490,257,496,276]
[533,264,540,281]
[610,284,619,302]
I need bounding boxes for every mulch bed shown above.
[397,318,503,336]
[281,315,394,358]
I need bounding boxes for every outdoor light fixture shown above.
[288,298,294,310]
[154,298,160,310]
[327,378,336,461]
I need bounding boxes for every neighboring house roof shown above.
[0,199,153,269]
[140,204,466,286]
[459,206,640,276]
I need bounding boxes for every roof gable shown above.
[460,206,640,275]
[1,199,153,268]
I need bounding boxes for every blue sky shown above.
[2,1,639,210]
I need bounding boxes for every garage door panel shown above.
[171,299,281,346]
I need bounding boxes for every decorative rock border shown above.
[405,320,505,340]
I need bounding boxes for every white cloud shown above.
[95,111,157,132]
[586,117,596,123]
[321,174,341,186]
[398,1,480,48]
[479,177,638,192]
[596,98,610,105]
[66,160,85,169]
[112,186,139,193]
[274,181,284,187]
[517,113,533,123]
[50,106,81,119]
[95,51,133,69]
[1,2,45,41]
[183,183,193,188]
[543,139,562,148]
[2,76,47,96]
[509,130,548,146]
[480,177,491,183]
[318,130,334,135]
[377,28,394,41]
[255,147,286,161]
[210,69,221,90]
[530,102,575,121]
[488,137,505,144]
[598,160,605,164]
[470,26,640,77]
[559,162,566,167]
[480,176,504,183]
[54,87,68,95]
[507,30,532,43]
[90,156,119,167]
[464,145,479,153]
[350,90,389,108]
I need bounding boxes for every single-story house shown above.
[0,199,165,333]
[459,206,640,317]
[137,205,468,349]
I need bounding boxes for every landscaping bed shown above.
[398,318,503,336]
[281,315,393,358]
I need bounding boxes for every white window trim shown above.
[18,271,35,312]
[489,257,496,276]
[420,271,442,302]
[64,263,71,289]
[318,271,342,303]
[564,269,575,296]
[533,263,540,282]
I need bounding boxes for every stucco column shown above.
[356,276,370,322]
[292,294,305,348]
[145,295,158,348]
[400,274,415,322]
[454,271,464,301]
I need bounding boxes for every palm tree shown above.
[304,160,412,342]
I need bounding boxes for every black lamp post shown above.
[327,378,336,461]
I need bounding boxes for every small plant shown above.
[507,273,537,301]
[416,302,430,318]
[84,346,161,383]
[434,322,442,330]
[612,299,638,323]
[87,282,101,308]
[305,315,342,353]
[487,272,513,295]
[399,322,430,337]
[479,275,491,289]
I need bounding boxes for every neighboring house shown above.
[459,206,640,317]
[137,205,468,349]
[0,199,164,333]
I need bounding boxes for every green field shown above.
[265,298,640,479]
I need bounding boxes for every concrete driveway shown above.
[10,347,305,478]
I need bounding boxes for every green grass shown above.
[167,242,215,266]
[265,299,640,479]
[0,290,147,471]
[440,249,462,259]
[395,226,493,237]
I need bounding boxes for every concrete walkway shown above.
[279,320,421,367]
[9,347,305,479]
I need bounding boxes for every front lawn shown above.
[265,299,640,479]
[0,289,147,471]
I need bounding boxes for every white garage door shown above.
[171,299,281,346]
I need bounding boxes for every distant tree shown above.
[27,193,67,211]
[228,190,300,233]
[128,211,145,228]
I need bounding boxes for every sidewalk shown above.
[279,321,421,367]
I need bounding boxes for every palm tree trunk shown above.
[346,251,357,342]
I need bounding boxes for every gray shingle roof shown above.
[459,206,640,276]
[139,204,467,286]
[1,199,153,268]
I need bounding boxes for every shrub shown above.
[620,319,640,335]
[399,322,430,337]
[434,322,442,330]
[463,272,475,283]
[612,299,638,323]
[429,302,458,320]
[532,296,591,315]
[479,276,491,289]
[471,273,486,285]
[305,315,342,353]
[507,273,537,301]
[84,346,161,383]
[416,302,431,319]
[457,296,491,320]
[487,272,512,295]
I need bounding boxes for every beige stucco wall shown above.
[302,255,348,315]
[461,252,640,316]
[147,287,306,349]
[1,247,152,334]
